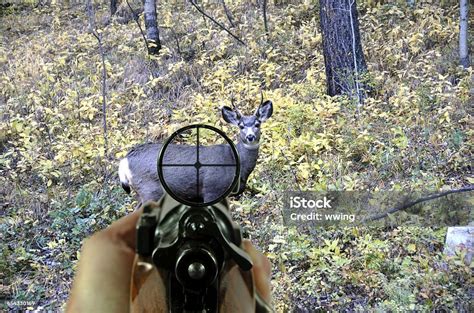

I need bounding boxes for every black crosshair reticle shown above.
[157,124,240,207]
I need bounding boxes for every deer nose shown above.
[246,134,256,142]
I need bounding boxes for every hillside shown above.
[1,0,472,311]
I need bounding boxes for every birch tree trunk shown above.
[144,0,161,55]
[459,0,470,68]
[319,0,368,105]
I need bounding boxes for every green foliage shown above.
[0,185,133,310]
[0,0,472,311]
[263,226,472,311]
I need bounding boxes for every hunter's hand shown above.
[67,207,272,312]
[67,207,141,312]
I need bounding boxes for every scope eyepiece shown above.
[175,245,219,290]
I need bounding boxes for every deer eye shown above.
[239,124,244,129]
[255,123,261,128]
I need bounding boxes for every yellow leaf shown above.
[115,151,127,158]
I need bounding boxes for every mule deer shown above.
[119,98,273,204]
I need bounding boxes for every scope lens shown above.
[158,125,240,207]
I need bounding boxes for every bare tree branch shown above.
[86,0,108,159]
[348,0,361,106]
[125,0,149,53]
[280,128,303,193]
[190,0,246,46]
[278,146,303,193]
[172,30,183,56]
[221,0,235,28]
[363,186,474,222]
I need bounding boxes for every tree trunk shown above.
[459,0,470,68]
[144,0,161,55]
[319,0,368,104]
[111,0,118,15]
[262,0,269,36]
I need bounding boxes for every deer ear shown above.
[221,106,240,125]
[256,100,273,122]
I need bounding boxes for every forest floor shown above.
[1,0,473,311]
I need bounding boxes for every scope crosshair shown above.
[157,124,240,207]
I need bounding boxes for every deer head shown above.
[221,97,273,149]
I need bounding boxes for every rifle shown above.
[132,125,272,312]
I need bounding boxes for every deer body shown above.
[119,99,273,204]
